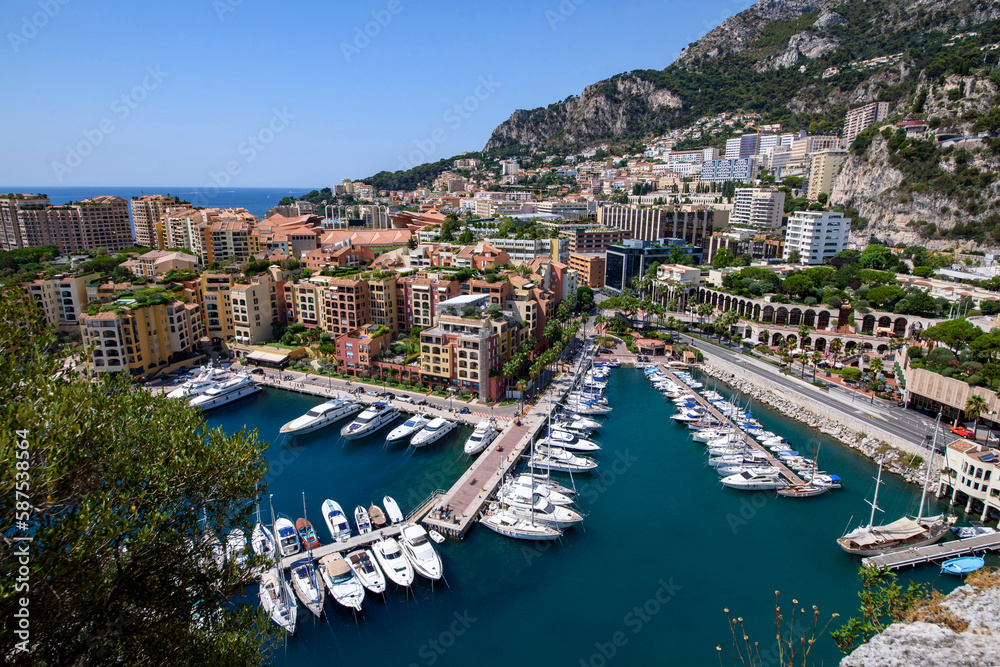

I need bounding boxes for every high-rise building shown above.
[806,149,848,201]
[604,240,678,292]
[724,133,759,159]
[568,252,606,288]
[24,272,95,327]
[844,101,890,145]
[597,205,718,249]
[731,189,786,231]
[0,195,131,253]
[130,195,184,248]
[699,157,759,183]
[231,272,287,345]
[783,211,851,265]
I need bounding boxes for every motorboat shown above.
[953,521,997,539]
[715,465,780,478]
[274,518,300,557]
[188,372,261,411]
[341,401,399,440]
[321,499,352,542]
[385,413,430,444]
[480,505,563,540]
[410,417,456,448]
[559,413,601,429]
[543,430,601,452]
[368,503,388,529]
[372,537,415,587]
[550,419,595,436]
[354,506,372,534]
[318,553,365,611]
[671,409,704,423]
[288,557,325,617]
[166,365,230,400]
[530,446,598,473]
[721,471,789,491]
[428,530,446,544]
[259,567,296,634]
[507,477,575,505]
[382,496,404,524]
[251,522,276,559]
[464,419,499,455]
[497,487,585,528]
[692,428,729,443]
[346,548,386,594]
[564,401,612,415]
[514,473,576,498]
[280,399,362,435]
[399,523,443,580]
[941,556,985,575]
[226,529,247,566]
[295,518,321,551]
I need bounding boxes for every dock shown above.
[421,341,597,539]
[655,367,807,488]
[862,532,1000,571]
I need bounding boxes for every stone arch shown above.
[785,334,797,348]
[814,337,827,352]
[758,330,770,343]
[762,305,774,323]
[845,340,858,353]
[877,344,889,354]
[789,308,803,326]
[804,309,816,327]
[772,332,784,346]
[893,317,908,336]
[775,307,788,326]
[744,325,753,339]
[861,314,876,335]
[878,316,892,331]
[862,342,874,352]
[802,335,812,349]
[753,303,761,320]
[817,310,831,329]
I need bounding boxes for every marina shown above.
[862,531,1000,571]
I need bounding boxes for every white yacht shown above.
[382,496,404,524]
[259,568,296,634]
[530,446,598,473]
[346,549,386,594]
[514,473,576,498]
[321,499,352,542]
[372,537,415,587]
[251,522,276,559]
[385,413,430,444]
[541,430,601,452]
[507,477,575,506]
[166,366,230,400]
[564,400,612,415]
[399,523,443,581]
[273,518,300,557]
[289,557,325,617]
[464,419,499,455]
[480,505,563,541]
[280,399,362,435]
[497,487,585,528]
[188,372,261,411]
[721,471,789,491]
[410,417,456,448]
[318,553,365,611]
[340,401,399,440]
[559,413,602,429]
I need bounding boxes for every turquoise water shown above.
[204,370,974,666]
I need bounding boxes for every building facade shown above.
[844,101,890,144]
[604,240,677,292]
[568,253,606,288]
[806,150,848,202]
[783,211,851,265]
[598,205,718,249]
[0,195,132,253]
[731,189,785,231]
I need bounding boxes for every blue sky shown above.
[2,0,748,188]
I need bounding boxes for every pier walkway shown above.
[655,367,806,488]
[422,341,595,538]
[862,532,1000,571]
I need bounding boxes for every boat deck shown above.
[862,532,1000,571]
[421,343,596,539]
[655,367,807,488]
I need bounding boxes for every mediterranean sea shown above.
[204,368,979,666]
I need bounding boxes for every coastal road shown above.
[677,334,953,454]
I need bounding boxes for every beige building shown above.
[232,272,287,345]
[133,250,198,277]
[806,150,848,202]
[844,101,890,145]
[199,273,235,342]
[160,208,256,263]
[130,195,184,248]
[568,252,606,289]
[731,188,785,231]
[937,439,1000,522]
[0,195,132,253]
[25,273,95,327]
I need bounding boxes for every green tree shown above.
[0,286,277,664]
[787,248,802,264]
[783,273,814,299]
[832,568,925,654]
[965,394,988,441]
[407,235,418,250]
[712,248,734,270]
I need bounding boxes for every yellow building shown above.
[199,273,235,342]
[25,273,96,328]
[806,149,847,202]
[232,272,287,345]
[366,274,400,335]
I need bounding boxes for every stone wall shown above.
[700,355,931,486]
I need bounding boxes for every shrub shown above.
[842,367,862,382]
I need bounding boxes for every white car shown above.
[397,395,414,403]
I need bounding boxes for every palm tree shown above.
[811,350,823,382]
[868,357,884,376]
[965,394,988,442]
[798,324,811,348]
[829,337,844,361]
[697,303,713,324]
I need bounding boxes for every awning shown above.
[247,350,288,364]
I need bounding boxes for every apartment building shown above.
[160,208,256,263]
[25,273,95,327]
[534,201,591,220]
[598,205,718,249]
[317,277,370,336]
[199,273,235,341]
[366,275,400,335]
[558,226,626,254]
[130,195,184,248]
[787,135,843,165]
[336,324,392,375]
[252,214,322,258]
[301,243,375,270]
[724,133,759,160]
[528,257,577,304]
[132,250,198,278]
[731,189,785,231]
[231,273,287,345]
[604,240,677,292]
[400,276,461,331]
[844,101,890,144]
[937,440,1000,522]
[783,211,851,265]
[706,229,785,263]
[80,299,202,376]
[806,149,848,201]
[484,237,566,263]
[700,157,759,183]
[568,253,606,289]
[0,195,132,253]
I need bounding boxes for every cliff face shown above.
[841,572,1000,667]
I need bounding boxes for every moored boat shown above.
[340,401,399,440]
[346,548,386,593]
[355,506,372,534]
[321,499,352,542]
[410,417,457,448]
[399,523,443,580]
[274,518,300,557]
[368,503,388,529]
[383,496,404,524]
[288,557,325,617]
[464,419,499,455]
[372,537,414,587]
[385,413,430,444]
[318,553,365,610]
[280,399,362,435]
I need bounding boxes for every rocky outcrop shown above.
[841,573,1000,666]
[814,9,848,27]
[757,31,840,70]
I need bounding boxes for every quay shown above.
[654,367,807,488]
[421,340,597,539]
[862,531,1000,571]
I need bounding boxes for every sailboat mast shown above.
[917,412,942,522]
[868,457,884,527]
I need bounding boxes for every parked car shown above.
[366,390,379,397]
[380,392,396,400]
[397,395,414,403]
[458,407,471,414]
[415,399,428,406]
[950,426,975,438]
[250,368,265,375]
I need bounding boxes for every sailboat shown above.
[259,495,296,634]
[837,414,955,556]
[778,436,829,498]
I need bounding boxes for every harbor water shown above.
[205,368,975,666]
